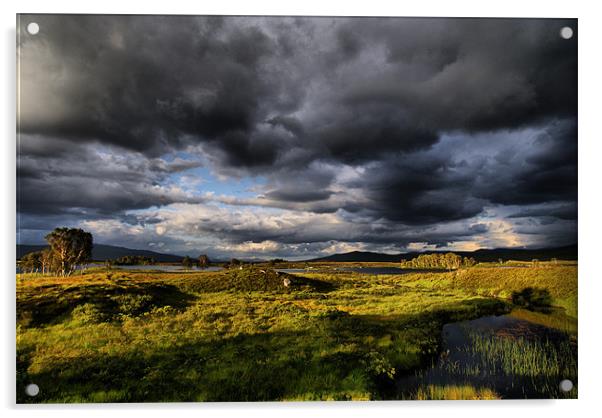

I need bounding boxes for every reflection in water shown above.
[277,267,432,275]
[91,264,224,272]
[336,267,410,275]
[397,310,578,399]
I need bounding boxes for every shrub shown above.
[511,287,552,309]
[71,303,106,324]
[362,351,396,379]
[111,294,154,316]
[114,255,155,265]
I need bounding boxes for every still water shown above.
[91,264,224,272]
[277,267,418,275]
[397,309,577,399]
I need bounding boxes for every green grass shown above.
[451,266,578,317]
[410,384,500,400]
[460,329,577,379]
[438,327,578,399]
[16,264,577,402]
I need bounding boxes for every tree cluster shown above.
[19,228,93,276]
[182,254,211,268]
[511,287,552,309]
[114,255,156,265]
[19,249,56,274]
[401,253,476,270]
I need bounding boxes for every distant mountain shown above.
[17,243,578,264]
[308,251,404,263]
[307,244,578,263]
[17,243,185,263]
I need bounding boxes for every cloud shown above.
[17,139,204,216]
[61,199,572,260]
[17,15,577,254]
[508,202,577,221]
[19,16,576,162]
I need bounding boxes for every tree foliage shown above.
[45,228,93,276]
[198,254,210,268]
[114,255,155,265]
[511,287,552,309]
[182,256,193,268]
[19,228,94,276]
[402,253,475,270]
[19,251,42,273]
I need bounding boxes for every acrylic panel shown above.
[16,14,578,402]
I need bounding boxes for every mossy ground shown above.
[16,263,577,402]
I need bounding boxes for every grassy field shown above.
[16,263,577,402]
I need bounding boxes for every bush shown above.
[114,255,155,265]
[71,303,106,324]
[511,287,552,309]
[362,351,396,379]
[111,294,154,316]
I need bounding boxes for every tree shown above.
[443,253,462,270]
[406,252,463,270]
[198,254,210,268]
[19,248,58,275]
[40,248,56,274]
[104,259,114,270]
[45,228,93,276]
[19,251,41,273]
[114,255,155,265]
[182,256,193,268]
[462,257,476,268]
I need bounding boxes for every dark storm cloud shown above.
[508,202,577,221]
[355,153,485,224]
[19,15,299,159]
[265,189,334,203]
[474,119,577,206]
[334,117,576,229]
[469,223,489,234]
[338,18,577,132]
[20,16,576,159]
[18,15,577,249]
[262,164,337,203]
[17,137,203,216]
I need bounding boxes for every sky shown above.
[17,15,577,260]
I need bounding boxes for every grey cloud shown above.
[19,16,576,165]
[508,202,577,221]
[17,139,204,216]
[17,15,577,252]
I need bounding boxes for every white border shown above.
[2,1,601,417]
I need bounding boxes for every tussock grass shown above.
[460,330,576,379]
[452,266,577,317]
[16,264,576,402]
[411,384,500,400]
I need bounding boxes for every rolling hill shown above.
[307,244,577,263]
[17,244,185,263]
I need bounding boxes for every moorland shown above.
[16,259,577,402]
